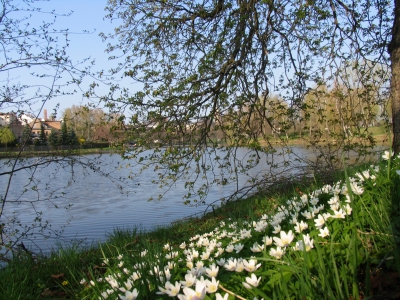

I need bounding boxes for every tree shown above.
[95,0,393,204]
[38,123,47,146]
[67,128,78,145]
[58,121,68,145]
[0,0,95,257]
[389,0,400,153]
[20,124,32,146]
[48,129,59,146]
[62,105,120,142]
[0,126,15,148]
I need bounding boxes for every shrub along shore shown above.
[0,151,399,299]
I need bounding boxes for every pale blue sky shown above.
[40,0,117,117]
[3,0,128,118]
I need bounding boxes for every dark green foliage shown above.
[67,128,78,145]
[58,121,68,145]
[20,124,32,145]
[38,123,47,146]
[390,169,400,273]
[48,129,59,146]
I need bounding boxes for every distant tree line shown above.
[0,123,79,148]
[48,122,79,146]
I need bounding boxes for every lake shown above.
[0,146,381,252]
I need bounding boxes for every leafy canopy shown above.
[96,0,393,203]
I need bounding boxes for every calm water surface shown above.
[0,146,375,251]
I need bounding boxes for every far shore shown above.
[0,131,391,159]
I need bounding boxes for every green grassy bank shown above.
[0,147,115,158]
[0,152,399,299]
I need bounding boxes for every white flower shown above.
[345,194,351,203]
[318,227,330,237]
[382,150,394,160]
[196,261,204,269]
[355,172,364,182]
[216,258,226,266]
[215,293,229,300]
[191,249,199,258]
[254,220,268,232]
[224,258,237,271]
[290,215,298,225]
[205,263,219,278]
[166,261,176,270]
[164,268,172,281]
[243,258,262,272]
[350,182,364,195]
[314,214,326,228]
[130,272,140,281]
[301,210,314,219]
[119,288,139,300]
[293,234,314,251]
[328,195,339,205]
[240,229,252,239]
[119,279,133,293]
[177,281,206,300]
[362,170,370,179]
[225,244,234,253]
[105,275,119,289]
[234,243,244,253]
[344,203,352,215]
[157,281,181,297]
[330,202,340,211]
[273,230,295,247]
[180,242,187,249]
[294,220,308,233]
[205,277,219,293]
[272,224,281,233]
[309,197,319,205]
[242,273,261,289]
[250,242,264,253]
[262,236,273,246]
[235,259,245,272]
[215,248,224,257]
[166,251,179,259]
[123,268,129,275]
[332,208,346,219]
[269,246,285,259]
[200,251,211,260]
[180,273,197,287]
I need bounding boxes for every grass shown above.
[0,152,399,299]
[0,146,115,158]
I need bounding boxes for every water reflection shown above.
[0,146,383,251]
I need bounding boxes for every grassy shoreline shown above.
[0,147,115,158]
[1,154,399,299]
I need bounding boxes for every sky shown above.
[2,0,131,119]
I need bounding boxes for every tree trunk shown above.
[390,0,400,154]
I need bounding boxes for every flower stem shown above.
[218,284,247,300]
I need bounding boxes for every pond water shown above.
[0,146,382,252]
